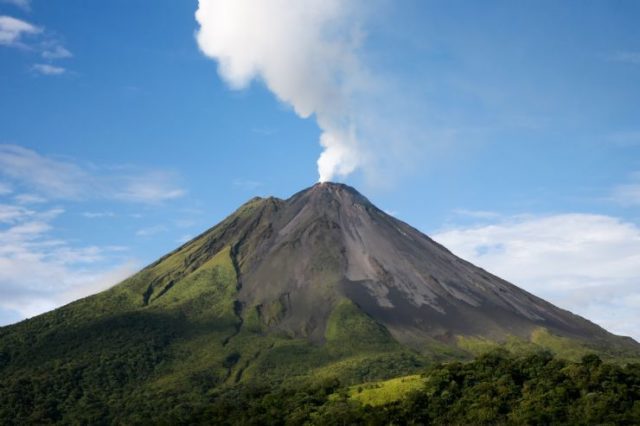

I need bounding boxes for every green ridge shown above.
[347,374,424,406]
[1,186,638,423]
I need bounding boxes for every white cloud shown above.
[13,193,46,204]
[612,184,640,206]
[31,63,65,75]
[452,209,502,220]
[607,130,640,147]
[195,0,380,183]
[136,225,167,237]
[82,211,115,219]
[232,178,263,190]
[611,51,640,65]
[0,203,34,223]
[41,44,72,59]
[0,145,87,198]
[432,213,640,340]
[175,218,196,228]
[0,15,40,46]
[196,1,432,186]
[0,0,31,11]
[0,182,12,195]
[0,15,72,75]
[610,172,640,206]
[0,147,185,325]
[113,171,186,204]
[0,203,138,323]
[0,144,186,204]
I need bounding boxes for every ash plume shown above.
[195,0,380,182]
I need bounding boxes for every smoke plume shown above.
[195,0,373,182]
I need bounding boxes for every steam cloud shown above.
[195,0,373,182]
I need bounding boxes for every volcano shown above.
[1,182,638,422]
[186,182,623,346]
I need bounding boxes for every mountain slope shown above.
[213,183,629,348]
[128,181,634,351]
[0,182,638,423]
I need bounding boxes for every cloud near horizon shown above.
[611,171,640,206]
[0,202,139,323]
[0,144,191,325]
[433,213,640,341]
[0,144,186,204]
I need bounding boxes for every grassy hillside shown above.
[347,374,424,406]
[0,233,637,424]
[0,243,428,423]
[457,327,640,364]
[1,190,639,423]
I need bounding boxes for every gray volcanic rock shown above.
[3,181,639,426]
[175,182,634,350]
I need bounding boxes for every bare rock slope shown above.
[147,182,637,351]
[2,182,638,424]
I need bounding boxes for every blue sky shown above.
[1,0,639,339]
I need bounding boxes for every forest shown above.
[1,349,639,425]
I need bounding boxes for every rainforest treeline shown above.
[1,349,639,425]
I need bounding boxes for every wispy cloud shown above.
[0,182,12,195]
[610,51,640,65]
[41,43,72,60]
[13,193,46,204]
[250,127,277,136]
[611,172,640,206]
[0,0,31,11]
[0,145,186,204]
[611,184,640,206]
[0,14,72,75]
[175,218,196,228]
[433,213,640,340]
[607,130,640,147]
[0,202,138,323]
[232,178,263,190]
[0,145,86,198]
[114,171,186,204]
[0,203,34,223]
[0,15,40,47]
[452,209,501,220]
[82,211,115,219]
[135,225,167,237]
[31,63,66,75]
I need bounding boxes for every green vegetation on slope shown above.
[0,244,243,421]
[381,351,640,425]
[456,327,640,363]
[32,350,630,425]
[0,244,430,424]
[1,192,638,424]
[347,374,423,406]
[325,299,398,355]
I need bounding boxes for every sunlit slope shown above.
[1,183,638,423]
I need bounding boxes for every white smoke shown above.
[195,0,372,182]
